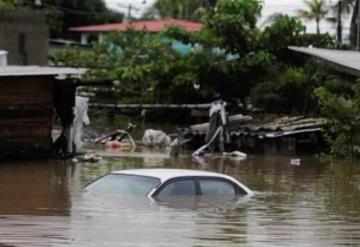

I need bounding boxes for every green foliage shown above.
[205,0,263,55]
[0,0,14,10]
[293,33,336,48]
[162,26,218,47]
[143,0,207,20]
[298,0,328,34]
[314,85,360,160]
[53,0,348,116]
[251,62,329,113]
[262,15,306,51]
[260,14,335,52]
[54,31,223,104]
[42,0,123,36]
[208,51,276,104]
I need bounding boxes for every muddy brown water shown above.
[1,150,360,246]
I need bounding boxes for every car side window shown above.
[85,174,160,196]
[157,179,196,197]
[199,179,235,196]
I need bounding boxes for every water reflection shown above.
[0,152,360,246]
[0,160,71,216]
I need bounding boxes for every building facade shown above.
[0,11,49,65]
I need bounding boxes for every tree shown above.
[53,0,334,110]
[298,0,328,34]
[261,15,306,51]
[205,0,263,55]
[315,84,360,160]
[0,0,14,10]
[54,30,224,104]
[251,61,330,114]
[350,0,360,46]
[42,0,123,37]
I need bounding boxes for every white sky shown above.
[105,0,350,36]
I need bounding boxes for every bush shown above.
[314,85,360,160]
[293,33,336,48]
[251,61,328,113]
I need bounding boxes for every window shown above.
[157,180,196,198]
[85,174,160,196]
[199,179,235,196]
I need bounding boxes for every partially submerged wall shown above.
[0,76,53,158]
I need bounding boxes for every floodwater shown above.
[1,150,360,246]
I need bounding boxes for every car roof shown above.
[111,169,234,182]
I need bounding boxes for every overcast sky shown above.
[104,0,349,35]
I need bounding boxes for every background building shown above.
[0,11,49,65]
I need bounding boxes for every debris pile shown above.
[178,115,326,154]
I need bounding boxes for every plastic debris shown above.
[290,158,301,166]
[70,96,90,153]
[73,153,101,163]
[223,151,247,159]
[142,129,171,147]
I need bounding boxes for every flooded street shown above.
[1,151,360,246]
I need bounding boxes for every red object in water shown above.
[105,140,122,149]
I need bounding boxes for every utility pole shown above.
[337,0,342,48]
[118,3,143,22]
[127,4,133,21]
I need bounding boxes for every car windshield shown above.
[85,174,160,196]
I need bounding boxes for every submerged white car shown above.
[84,169,253,199]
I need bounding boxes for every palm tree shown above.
[349,0,360,46]
[325,0,360,47]
[298,0,328,34]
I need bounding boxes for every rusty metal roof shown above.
[0,66,86,77]
[69,18,203,33]
[289,46,360,77]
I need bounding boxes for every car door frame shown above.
[152,176,200,198]
[152,176,247,198]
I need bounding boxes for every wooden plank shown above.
[0,106,53,119]
[0,96,52,105]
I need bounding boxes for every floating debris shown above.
[72,153,102,163]
[142,129,171,147]
[290,158,301,166]
[223,151,247,159]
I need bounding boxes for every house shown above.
[69,19,203,45]
[0,66,86,158]
[0,11,49,65]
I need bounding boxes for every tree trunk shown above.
[337,0,343,47]
[350,0,360,46]
[316,18,320,34]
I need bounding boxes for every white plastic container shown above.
[0,50,8,66]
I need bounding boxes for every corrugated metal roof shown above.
[0,66,86,77]
[69,18,203,33]
[288,46,360,77]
